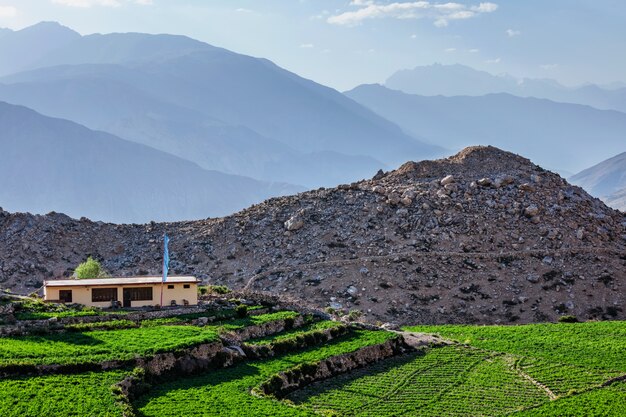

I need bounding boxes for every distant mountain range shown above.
[0,22,443,190]
[570,152,626,211]
[0,101,300,223]
[345,84,626,175]
[1,22,624,221]
[386,63,626,113]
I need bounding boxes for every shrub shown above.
[558,315,579,323]
[75,257,106,279]
[348,309,362,321]
[209,285,231,295]
[236,305,248,318]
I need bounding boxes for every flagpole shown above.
[160,234,169,308]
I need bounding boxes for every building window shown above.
[127,287,153,301]
[59,290,72,303]
[167,285,175,289]
[92,288,118,302]
[183,284,190,289]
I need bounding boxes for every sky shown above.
[0,0,625,91]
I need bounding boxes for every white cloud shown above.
[444,47,456,52]
[311,10,330,20]
[468,48,479,53]
[410,33,417,38]
[540,63,558,70]
[485,57,501,63]
[300,43,315,48]
[235,8,252,13]
[51,0,152,7]
[0,5,17,18]
[506,28,521,37]
[472,2,497,12]
[328,1,497,27]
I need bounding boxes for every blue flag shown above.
[162,234,170,282]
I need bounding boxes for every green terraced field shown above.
[133,329,397,417]
[0,311,298,366]
[288,345,549,416]
[1,305,623,417]
[0,370,129,417]
[405,321,626,371]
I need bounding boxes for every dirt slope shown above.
[1,146,624,324]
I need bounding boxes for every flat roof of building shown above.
[44,276,199,287]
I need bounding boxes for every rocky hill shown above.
[1,146,624,325]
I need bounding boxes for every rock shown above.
[527,274,540,283]
[387,193,401,205]
[576,228,584,240]
[400,197,413,206]
[284,216,304,231]
[477,178,492,187]
[372,169,385,181]
[381,322,400,330]
[519,183,536,192]
[347,286,357,295]
[372,185,386,195]
[440,175,455,186]
[524,205,539,217]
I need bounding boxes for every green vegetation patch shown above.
[247,320,344,346]
[0,325,220,367]
[288,345,548,416]
[515,382,626,417]
[0,311,298,367]
[0,370,128,417]
[405,321,626,372]
[134,329,396,417]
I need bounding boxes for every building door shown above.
[123,289,131,307]
[59,290,72,303]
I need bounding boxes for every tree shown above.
[75,257,103,279]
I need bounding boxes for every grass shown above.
[246,320,343,346]
[0,311,299,367]
[405,321,626,372]
[0,370,129,417]
[288,345,548,416]
[133,329,396,417]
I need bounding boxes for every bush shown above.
[208,285,231,295]
[75,257,106,279]
[236,305,248,318]
[348,309,363,321]
[558,315,579,323]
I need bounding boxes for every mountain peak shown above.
[389,146,535,182]
[18,21,80,37]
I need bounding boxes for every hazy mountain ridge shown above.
[0,22,80,77]
[571,152,626,211]
[386,63,626,113]
[345,83,626,175]
[0,101,301,223]
[1,146,623,324]
[0,22,444,191]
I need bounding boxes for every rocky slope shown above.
[1,147,624,325]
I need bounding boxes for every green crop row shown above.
[246,320,343,346]
[0,311,299,367]
[514,382,626,416]
[289,345,549,416]
[0,370,129,417]
[405,321,626,372]
[133,329,396,417]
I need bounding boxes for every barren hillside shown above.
[1,146,624,324]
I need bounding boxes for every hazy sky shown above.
[1,0,625,91]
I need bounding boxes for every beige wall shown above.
[44,283,198,307]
